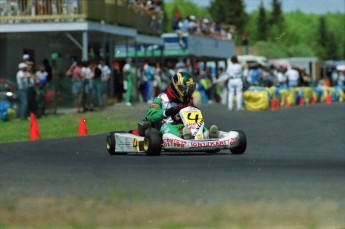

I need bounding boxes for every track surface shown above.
[0,103,344,206]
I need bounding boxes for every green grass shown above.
[0,109,138,143]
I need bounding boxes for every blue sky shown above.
[166,0,345,14]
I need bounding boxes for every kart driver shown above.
[146,71,219,139]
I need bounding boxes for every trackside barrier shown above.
[243,86,345,111]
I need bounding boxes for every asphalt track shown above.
[0,103,344,206]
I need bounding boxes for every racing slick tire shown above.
[230,130,247,155]
[106,131,127,155]
[144,128,162,156]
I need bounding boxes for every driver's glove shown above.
[164,106,180,117]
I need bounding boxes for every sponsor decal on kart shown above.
[230,137,237,146]
[190,140,228,148]
[163,138,187,148]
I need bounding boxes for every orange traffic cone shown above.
[284,97,290,108]
[29,113,40,141]
[274,98,280,110]
[310,95,316,105]
[78,117,88,136]
[299,97,305,107]
[326,93,332,105]
[270,99,276,111]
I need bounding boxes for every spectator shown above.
[26,61,37,116]
[93,62,102,108]
[43,58,52,83]
[71,61,84,113]
[35,65,48,117]
[226,55,244,111]
[172,13,185,49]
[16,63,30,120]
[187,15,197,34]
[298,67,311,87]
[201,18,211,36]
[98,59,111,108]
[153,62,162,96]
[81,61,95,111]
[247,64,261,86]
[241,32,249,55]
[123,58,134,106]
[276,66,287,87]
[145,60,155,103]
[336,65,345,86]
[285,66,300,88]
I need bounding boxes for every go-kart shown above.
[106,106,247,156]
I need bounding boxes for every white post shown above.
[82,31,88,61]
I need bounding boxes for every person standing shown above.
[71,61,84,113]
[123,58,134,106]
[35,65,48,117]
[241,32,249,55]
[224,56,244,111]
[285,66,300,88]
[145,60,155,103]
[26,61,37,116]
[16,63,30,120]
[81,61,95,111]
[98,59,111,108]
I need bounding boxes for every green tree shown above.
[316,16,328,59]
[268,0,284,41]
[209,0,247,34]
[317,16,327,48]
[269,0,284,26]
[257,1,267,41]
[326,32,339,60]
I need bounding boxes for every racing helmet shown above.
[170,71,196,103]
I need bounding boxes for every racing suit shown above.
[146,92,188,137]
[146,91,209,138]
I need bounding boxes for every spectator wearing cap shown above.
[187,15,197,34]
[201,18,211,36]
[16,63,31,119]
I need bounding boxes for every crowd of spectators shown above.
[14,54,345,118]
[129,0,163,33]
[16,54,52,120]
[242,64,313,89]
[66,59,111,113]
[172,12,233,49]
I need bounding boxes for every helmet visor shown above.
[177,83,196,102]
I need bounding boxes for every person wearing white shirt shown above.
[81,61,95,111]
[213,56,244,111]
[16,63,31,119]
[226,55,244,111]
[285,67,300,88]
[98,59,111,107]
[35,65,48,117]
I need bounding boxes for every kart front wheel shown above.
[230,130,247,155]
[144,128,162,156]
[106,131,126,155]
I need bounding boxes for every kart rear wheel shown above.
[106,131,126,155]
[230,130,247,155]
[144,128,162,156]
